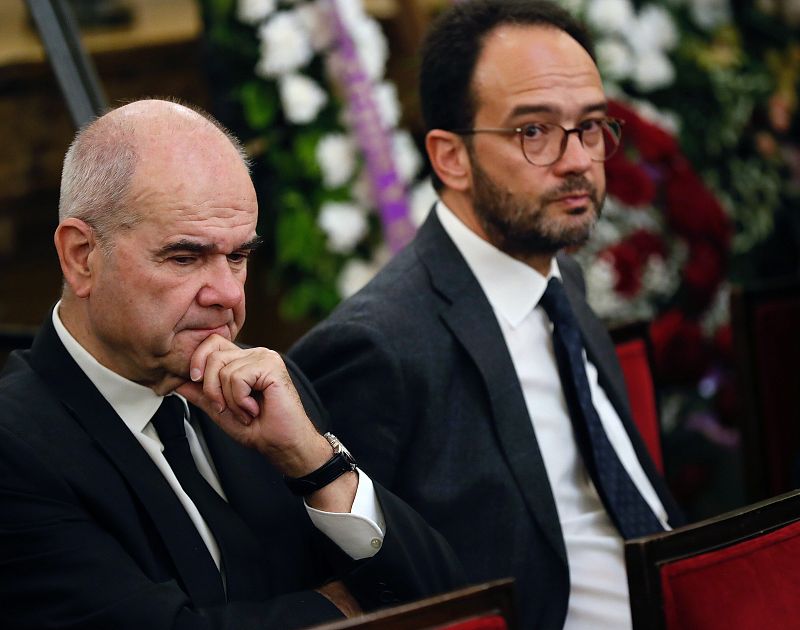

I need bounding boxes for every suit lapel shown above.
[415,213,567,563]
[28,317,226,604]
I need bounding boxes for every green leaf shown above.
[240,81,276,131]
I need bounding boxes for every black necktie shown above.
[151,396,268,599]
[539,277,665,539]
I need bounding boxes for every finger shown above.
[201,347,249,415]
[187,333,239,383]
[227,362,263,419]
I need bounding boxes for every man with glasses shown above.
[290,1,683,627]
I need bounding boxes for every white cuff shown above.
[305,469,386,560]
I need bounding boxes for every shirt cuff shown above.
[305,469,386,560]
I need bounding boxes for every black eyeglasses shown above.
[453,117,625,167]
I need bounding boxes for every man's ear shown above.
[54,218,100,298]
[425,130,472,192]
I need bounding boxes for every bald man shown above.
[0,99,462,630]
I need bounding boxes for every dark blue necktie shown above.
[539,277,665,539]
[152,396,268,600]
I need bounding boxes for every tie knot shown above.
[539,277,573,326]
[151,395,187,444]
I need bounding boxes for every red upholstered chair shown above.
[730,280,800,502]
[305,579,516,630]
[625,488,800,629]
[610,322,664,473]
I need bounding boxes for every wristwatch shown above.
[284,432,357,496]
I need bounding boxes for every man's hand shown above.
[175,335,332,479]
[316,580,363,619]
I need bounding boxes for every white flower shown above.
[374,81,401,129]
[584,258,627,319]
[336,247,390,298]
[596,38,633,81]
[336,258,375,298]
[349,17,389,82]
[392,130,422,183]
[237,0,276,24]
[687,0,732,30]
[296,1,333,51]
[629,5,679,53]
[316,134,357,188]
[632,50,675,92]
[318,201,369,253]
[278,74,328,124]
[334,0,368,30]
[255,12,313,78]
[585,0,635,34]
[409,178,437,226]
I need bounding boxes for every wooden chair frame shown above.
[307,578,516,630]
[625,488,800,630]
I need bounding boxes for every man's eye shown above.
[171,256,197,265]
[521,124,548,139]
[228,252,249,264]
[580,119,604,133]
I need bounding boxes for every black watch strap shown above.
[284,436,357,496]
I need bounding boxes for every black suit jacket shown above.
[0,315,464,630]
[290,211,683,629]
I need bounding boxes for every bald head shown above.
[58,98,249,248]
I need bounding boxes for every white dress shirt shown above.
[436,202,668,629]
[52,304,385,567]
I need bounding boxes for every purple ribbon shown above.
[324,0,416,253]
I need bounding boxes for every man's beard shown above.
[470,153,605,259]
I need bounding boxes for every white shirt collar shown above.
[52,302,165,433]
[435,201,561,328]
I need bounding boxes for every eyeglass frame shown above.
[451,116,625,167]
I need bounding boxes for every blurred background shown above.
[1,0,798,522]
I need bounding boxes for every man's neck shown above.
[439,191,554,276]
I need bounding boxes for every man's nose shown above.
[197,258,245,308]
[554,131,593,174]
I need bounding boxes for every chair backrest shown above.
[730,279,800,501]
[305,579,516,630]
[625,488,800,630]
[610,321,664,473]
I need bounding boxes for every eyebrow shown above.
[155,235,264,258]
[508,102,608,119]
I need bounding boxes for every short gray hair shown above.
[58,98,250,248]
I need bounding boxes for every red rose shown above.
[603,241,642,296]
[683,241,726,306]
[627,229,666,259]
[650,309,711,383]
[665,165,731,249]
[605,154,657,207]
[607,100,679,163]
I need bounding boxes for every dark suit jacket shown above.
[0,315,464,630]
[289,211,683,629]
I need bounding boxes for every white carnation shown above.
[296,1,333,51]
[278,73,328,124]
[630,5,678,53]
[316,134,357,188]
[585,0,635,34]
[632,50,675,92]
[409,178,437,226]
[237,0,276,24]
[318,201,369,253]
[255,12,313,78]
[374,81,401,129]
[596,38,633,81]
[392,130,422,183]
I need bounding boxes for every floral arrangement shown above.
[201,0,425,319]
[566,0,798,512]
